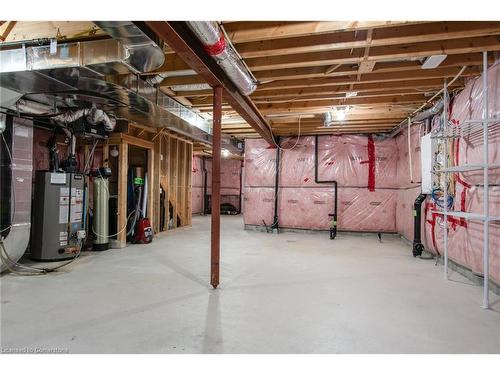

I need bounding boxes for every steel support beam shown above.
[210,86,222,288]
[143,21,275,147]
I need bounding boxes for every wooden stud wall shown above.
[106,124,193,247]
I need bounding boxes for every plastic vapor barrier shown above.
[192,155,242,214]
[244,134,399,232]
[414,62,500,284]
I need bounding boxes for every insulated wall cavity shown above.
[242,187,275,226]
[192,155,243,214]
[243,134,399,232]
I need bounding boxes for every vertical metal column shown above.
[443,79,449,280]
[482,51,489,309]
[211,86,222,289]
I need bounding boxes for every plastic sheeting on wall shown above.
[192,186,204,215]
[244,138,276,187]
[318,135,399,188]
[396,124,424,188]
[278,187,333,230]
[242,187,275,226]
[337,188,396,232]
[395,186,422,242]
[244,134,399,232]
[422,186,500,284]
[449,62,500,186]
[192,155,242,214]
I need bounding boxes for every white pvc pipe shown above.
[443,79,449,281]
[482,51,489,309]
[142,172,148,218]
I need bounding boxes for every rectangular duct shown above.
[1,39,141,75]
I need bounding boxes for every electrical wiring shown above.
[92,209,139,239]
[91,165,141,239]
[431,187,454,209]
[271,115,302,151]
[0,238,83,275]
[83,138,99,174]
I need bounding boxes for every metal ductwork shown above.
[411,98,445,123]
[0,22,245,150]
[186,21,257,96]
[1,116,33,272]
[0,38,163,76]
[92,21,165,74]
[0,44,213,144]
[390,97,445,137]
[323,112,334,127]
[51,107,116,132]
[0,113,6,134]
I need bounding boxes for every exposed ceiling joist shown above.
[256,66,480,91]
[175,77,464,98]
[243,36,500,71]
[143,21,275,146]
[222,21,427,44]
[232,22,500,58]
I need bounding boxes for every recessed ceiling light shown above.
[421,55,447,69]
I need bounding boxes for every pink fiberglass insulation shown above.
[278,187,332,229]
[192,156,243,213]
[315,135,367,187]
[396,124,423,187]
[422,186,500,284]
[279,136,317,187]
[337,188,396,232]
[277,187,396,232]
[221,158,242,190]
[372,137,399,188]
[396,186,422,241]
[244,138,276,187]
[317,135,398,188]
[242,187,275,226]
[192,187,204,214]
[244,134,399,231]
[191,156,204,214]
[449,61,500,185]
[277,134,398,189]
[192,156,203,188]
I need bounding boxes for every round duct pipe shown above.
[186,21,257,96]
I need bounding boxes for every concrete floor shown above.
[1,215,499,354]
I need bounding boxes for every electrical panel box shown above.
[421,133,433,194]
[31,171,84,261]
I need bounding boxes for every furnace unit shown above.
[31,171,84,261]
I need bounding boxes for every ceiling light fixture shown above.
[324,106,350,126]
[421,54,447,69]
[221,149,230,158]
[333,105,349,122]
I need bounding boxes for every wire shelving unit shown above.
[431,51,499,309]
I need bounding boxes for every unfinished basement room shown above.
[1,3,500,369]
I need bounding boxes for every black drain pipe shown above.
[412,193,427,257]
[314,135,338,240]
[271,136,281,231]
